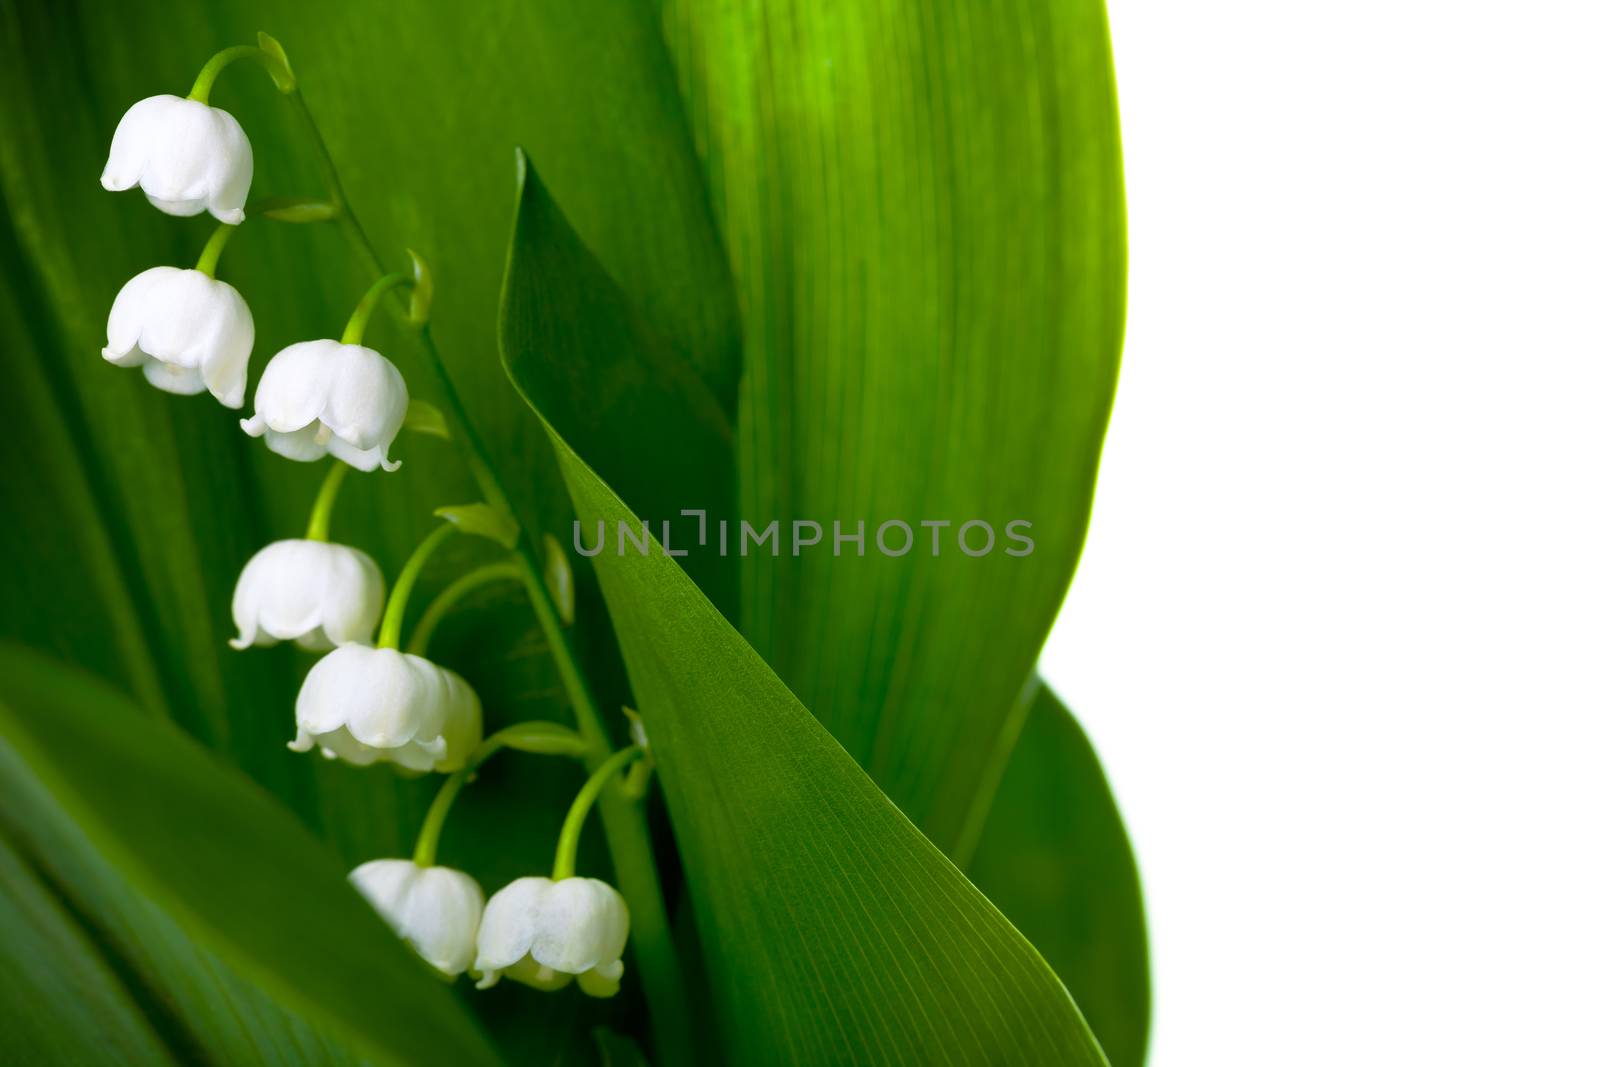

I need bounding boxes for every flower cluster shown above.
[98,36,643,1003]
[349,862,629,995]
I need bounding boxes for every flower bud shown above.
[349,859,483,977]
[291,646,481,773]
[102,267,254,408]
[473,877,629,997]
[241,340,408,472]
[101,95,252,224]
[230,539,384,651]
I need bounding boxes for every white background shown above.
[1037,2,1600,1063]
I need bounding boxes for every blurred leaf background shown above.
[0,0,1143,1063]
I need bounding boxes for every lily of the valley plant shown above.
[97,33,661,1003]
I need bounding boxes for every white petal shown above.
[103,267,255,407]
[473,877,630,982]
[474,877,554,973]
[524,878,630,975]
[400,867,485,975]
[250,340,341,434]
[292,647,480,772]
[326,433,401,473]
[201,107,252,224]
[261,425,333,463]
[101,96,175,192]
[195,279,254,409]
[102,97,254,224]
[322,344,409,450]
[349,858,419,917]
[103,266,173,365]
[230,540,384,651]
[141,360,208,395]
[315,546,386,647]
[351,860,484,976]
[432,669,482,773]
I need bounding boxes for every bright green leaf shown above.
[663,0,1127,851]
[541,424,1109,1065]
[0,644,502,1067]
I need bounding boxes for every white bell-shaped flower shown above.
[349,859,484,977]
[473,877,629,997]
[101,95,252,224]
[291,646,481,773]
[102,267,254,407]
[241,340,408,472]
[230,539,384,651]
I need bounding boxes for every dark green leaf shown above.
[965,683,1151,1066]
[0,832,176,1066]
[500,146,737,615]
[0,644,501,1067]
[541,424,1108,1065]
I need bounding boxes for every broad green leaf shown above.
[965,683,1151,1067]
[0,833,175,1066]
[4,747,372,1067]
[662,0,1128,850]
[0,644,501,1067]
[541,425,1108,1065]
[500,146,737,614]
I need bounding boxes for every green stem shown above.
[553,747,644,880]
[342,272,413,346]
[377,524,455,650]
[282,93,693,1067]
[193,222,237,278]
[406,561,523,656]
[412,722,588,867]
[303,462,350,542]
[187,45,260,104]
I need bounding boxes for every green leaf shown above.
[435,503,521,550]
[499,146,737,614]
[405,399,453,440]
[965,683,1151,1067]
[0,833,176,1066]
[541,424,1109,1065]
[496,721,588,756]
[0,644,501,1067]
[663,0,1127,850]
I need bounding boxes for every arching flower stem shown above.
[342,272,415,345]
[193,221,238,279]
[377,523,455,649]
[413,722,589,867]
[187,35,295,105]
[303,461,349,542]
[552,746,645,881]
[406,560,524,656]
